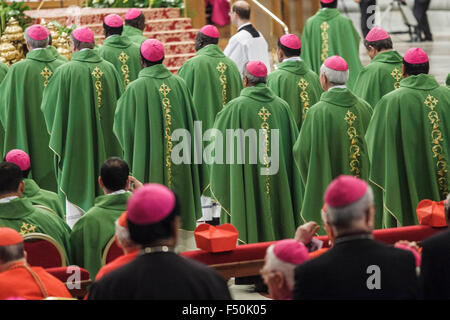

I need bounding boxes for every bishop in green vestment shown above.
[366,48,450,228]
[353,27,403,109]
[123,9,147,46]
[0,26,65,192]
[0,62,8,159]
[293,56,372,232]
[301,0,362,89]
[70,157,131,279]
[0,61,7,80]
[0,162,71,263]
[209,61,303,244]
[114,39,203,233]
[267,34,322,129]
[41,27,123,213]
[98,14,142,88]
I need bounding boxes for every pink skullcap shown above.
[365,26,390,42]
[125,8,142,20]
[280,34,301,50]
[320,0,335,3]
[127,184,175,225]
[395,243,421,267]
[246,60,267,77]
[324,175,368,208]
[324,55,348,71]
[5,149,30,171]
[104,14,123,28]
[272,239,309,265]
[27,25,49,41]
[72,27,94,43]
[200,25,220,38]
[404,48,429,64]
[141,39,165,62]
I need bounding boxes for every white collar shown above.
[283,56,302,62]
[329,84,347,91]
[80,48,92,51]
[32,48,46,51]
[238,22,252,31]
[106,34,120,40]
[106,189,127,196]
[0,196,19,203]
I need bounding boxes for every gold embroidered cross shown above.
[345,110,357,126]
[298,78,309,91]
[258,107,271,122]
[320,22,329,32]
[92,66,104,80]
[424,95,439,110]
[19,222,36,235]
[391,68,402,82]
[118,51,129,64]
[40,67,53,87]
[216,62,227,73]
[159,83,171,97]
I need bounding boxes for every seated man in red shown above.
[0,227,72,299]
[95,211,139,280]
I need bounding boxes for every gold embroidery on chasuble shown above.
[391,68,402,89]
[118,51,131,87]
[40,67,53,87]
[298,78,310,120]
[424,94,449,197]
[216,62,228,108]
[159,83,173,188]
[344,110,361,177]
[258,107,271,196]
[19,222,37,235]
[320,22,330,63]
[91,67,104,116]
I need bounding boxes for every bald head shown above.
[232,1,251,21]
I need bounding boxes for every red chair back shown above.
[102,237,124,265]
[23,233,67,268]
[45,266,90,282]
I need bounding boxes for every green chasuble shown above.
[301,8,363,89]
[0,197,72,263]
[46,46,68,63]
[23,178,65,221]
[267,58,323,129]
[98,35,142,88]
[122,25,147,47]
[0,62,8,159]
[366,74,450,228]
[446,74,450,87]
[0,61,7,80]
[294,88,372,232]
[70,192,130,279]
[209,83,304,244]
[353,50,403,109]
[41,49,123,212]
[114,64,203,231]
[0,49,65,192]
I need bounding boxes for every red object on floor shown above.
[194,223,238,253]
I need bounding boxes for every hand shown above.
[128,176,144,192]
[295,222,320,244]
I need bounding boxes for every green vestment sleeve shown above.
[23,179,65,220]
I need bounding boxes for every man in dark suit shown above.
[420,194,450,299]
[293,175,419,300]
[88,184,232,300]
[413,0,433,41]
[354,0,377,38]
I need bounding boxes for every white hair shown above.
[242,62,267,85]
[264,244,297,290]
[326,187,374,229]
[320,64,349,85]
[114,220,135,249]
[24,27,49,49]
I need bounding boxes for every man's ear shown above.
[272,271,285,289]
[18,181,25,196]
[402,63,407,78]
[98,176,104,189]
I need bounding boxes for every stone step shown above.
[85,18,193,35]
[164,41,196,55]
[97,28,198,43]
[25,7,181,26]
[164,53,196,69]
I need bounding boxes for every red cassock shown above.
[95,250,139,281]
[0,262,72,300]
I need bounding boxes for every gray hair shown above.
[326,186,374,229]
[0,242,24,264]
[243,62,267,85]
[114,220,135,249]
[24,27,49,49]
[263,244,296,290]
[320,64,349,85]
[70,33,95,51]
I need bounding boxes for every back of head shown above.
[4,149,31,179]
[25,25,49,50]
[403,48,430,76]
[103,14,124,38]
[232,1,251,20]
[126,184,179,246]
[124,9,146,31]
[243,60,267,86]
[71,27,95,51]
[0,228,25,265]
[195,25,219,51]
[320,0,338,9]
[364,27,393,52]
[140,38,165,68]
[320,55,349,85]
[0,162,23,197]
[100,157,129,192]
[278,34,301,58]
